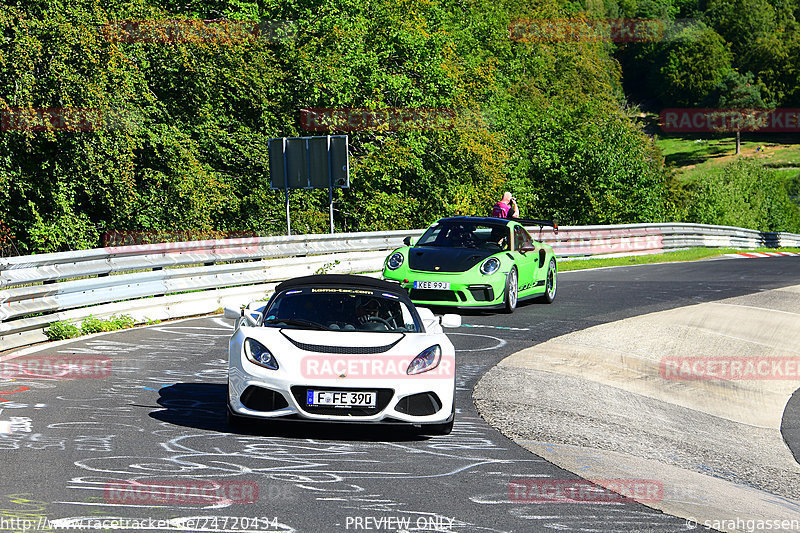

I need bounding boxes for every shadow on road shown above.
[781,386,800,466]
[148,382,428,442]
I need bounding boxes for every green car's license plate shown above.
[413,281,450,290]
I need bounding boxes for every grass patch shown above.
[655,133,800,184]
[45,314,136,340]
[43,321,81,341]
[558,247,800,271]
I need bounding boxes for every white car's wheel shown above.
[226,384,247,430]
[421,403,455,436]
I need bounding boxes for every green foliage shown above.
[658,25,733,107]
[618,0,800,108]
[686,158,800,231]
[44,321,81,340]
[314,259,341,275]
[510,101,669,224]
[0,0,675,249]
[109,314,135,329]
[79,314,135,335]
[3,0,797,250]
[80,315,112,334]
[706,0,778,61]
[704,70,770,108]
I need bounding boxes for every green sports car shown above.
[382,216,558,313]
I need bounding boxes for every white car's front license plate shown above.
[413,281,450,290]
[307,390,377,408]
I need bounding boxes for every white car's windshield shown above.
[263,287,421,333]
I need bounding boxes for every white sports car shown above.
[225,274,460,435]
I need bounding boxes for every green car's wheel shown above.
[540,258,557,303]
[504,267,518,313]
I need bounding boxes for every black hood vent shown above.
[279,331,404,354]
[408,246,492,273]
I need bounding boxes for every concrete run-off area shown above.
[474,283,800,532]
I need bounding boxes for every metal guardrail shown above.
[2,223,799,351]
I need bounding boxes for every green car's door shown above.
[512,225,539,294]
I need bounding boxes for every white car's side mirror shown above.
[245,311,262,327]
[440,314,461,328]
[223,307,242,320]
[417,308,435,321]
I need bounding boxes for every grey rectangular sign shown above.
[269,135,349,190]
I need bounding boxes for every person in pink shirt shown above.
[491,191,519,219]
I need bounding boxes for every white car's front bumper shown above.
[227,328,455,426]
[228,373,455,425]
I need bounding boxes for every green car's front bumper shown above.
[382,269,509,309]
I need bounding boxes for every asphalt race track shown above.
[1,256,799,533]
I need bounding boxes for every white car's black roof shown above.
[274,274,412,303]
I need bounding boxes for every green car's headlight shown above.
[407,345,441,375]
[480,257,501,275]
[245,338,279,370]
[387,252,404,270]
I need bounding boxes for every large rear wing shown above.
[518,218,558,235]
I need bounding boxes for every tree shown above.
[705,0,778,63]
[703,70,771,154]
[657,24,733,106]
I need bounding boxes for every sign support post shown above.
[328,135,334,233]
[269,135,349,236]
[282,137,291,235]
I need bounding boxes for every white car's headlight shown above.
[244,338,278,370]
[386,252,404,270]
[407,345,441,375]
[480,257,501,275]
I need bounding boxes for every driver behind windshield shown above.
[441,224,476,247]
[490,226,509,250]
[264,289,416,332]
[354,296,404,331]
[355,297,382,325]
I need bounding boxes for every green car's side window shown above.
[523,228,534,247]
[513,226,526,250]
